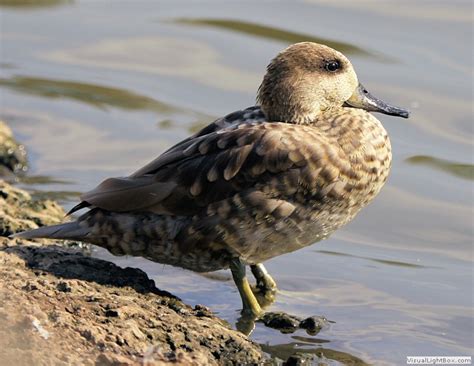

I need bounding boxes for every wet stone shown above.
[0,120,27,176]
[299,316,329,335]
[259,312,329,335]
[259,312,301,333]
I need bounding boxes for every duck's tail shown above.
[10,221,89,241]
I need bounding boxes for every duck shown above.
[14,42,409,317]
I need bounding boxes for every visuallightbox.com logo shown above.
[406,356,471,365]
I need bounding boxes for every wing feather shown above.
[75,109,347,215]
[81,176,176,213]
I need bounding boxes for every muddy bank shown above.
[0,180,263,365]
[0,240,263,365]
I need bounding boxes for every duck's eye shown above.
[324,60,341,72]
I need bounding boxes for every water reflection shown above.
[0,109,172,172]
[406,155,474,181]
[30,189,81,202]
[314,250,428,268]
[19,175,74,185]
[0,63,16,69]
[174,18,386,61]
[0,0,71,8]
[292,335,331,344]
[304,0,472,23]
[44,37,260,92]
[261,342,369,366]
[0,76,181,113]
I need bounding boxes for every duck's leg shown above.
[230,258,262,316]
[250,263,277,295]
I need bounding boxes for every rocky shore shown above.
[0,121,264,365]
[0,120,27,178]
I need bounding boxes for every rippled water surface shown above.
[1,1,472,364]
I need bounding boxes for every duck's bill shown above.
[344,83,410,118]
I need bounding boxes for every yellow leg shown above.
[230,259,262,316]
[250,263,277,295]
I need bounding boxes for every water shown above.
[1,1,472,364]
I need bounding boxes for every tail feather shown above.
[10,221,89,241]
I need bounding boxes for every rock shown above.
[259,312,329,335]
[0,120,27,176]
[0,180,65,237]
[0,181,264,365]
[260,312,301,334]
[0,241,263,365]
[299,316,329,335]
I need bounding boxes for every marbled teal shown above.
[15,42,409,316]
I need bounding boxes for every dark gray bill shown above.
[344,83,409,118]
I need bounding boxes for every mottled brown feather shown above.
[80,120,343,214]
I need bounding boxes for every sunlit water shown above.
[1,1,472,364]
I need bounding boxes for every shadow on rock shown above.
[2,244,176,298]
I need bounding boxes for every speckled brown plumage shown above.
[69,104,391,272]
[15,42,408,312]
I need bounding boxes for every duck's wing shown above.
[77,120,347,216]
[131,106,267,177]
[67,107,265,215]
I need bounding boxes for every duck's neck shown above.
[259,101,343,125]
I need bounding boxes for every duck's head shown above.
[257,42,409,123]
